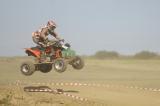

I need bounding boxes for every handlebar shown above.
[45,39,64,47]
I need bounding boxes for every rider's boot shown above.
[51,48,55,56]
[40,50,46,63]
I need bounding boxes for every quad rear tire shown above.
[38,64,52,73]
[53,58,67,73]
[20,61,35,76]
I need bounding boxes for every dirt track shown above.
[0,58,160,106]
[2,81,159,106]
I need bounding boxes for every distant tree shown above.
[133,51,158,59]
[94,50,119,59]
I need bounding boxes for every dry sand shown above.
[0,57,160,106]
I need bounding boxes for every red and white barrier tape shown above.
[12,81,160,92]
[11,80,88,101]
[9,80,160,101]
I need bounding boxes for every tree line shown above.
[90,50,160,59]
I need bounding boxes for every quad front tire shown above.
[71,56,84,70]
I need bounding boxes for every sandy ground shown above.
[0,57,160,106]
[0,83,160,106]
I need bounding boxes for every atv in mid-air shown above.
[20,40,84,76]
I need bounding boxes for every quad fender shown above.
[62,48,76,58]
[25,48,41,58]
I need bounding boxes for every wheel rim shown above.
[22,64,30,73]
[74,59,81,66]
[55,61,64,70]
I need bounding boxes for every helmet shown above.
[47,20,56,28]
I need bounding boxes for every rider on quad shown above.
[32,20,63,62]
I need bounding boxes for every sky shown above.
[0,0,160,56]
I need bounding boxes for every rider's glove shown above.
[44,38,49,43]
[60,39,64,42]
[39,42,47,47]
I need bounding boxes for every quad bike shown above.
[20,40,84,76]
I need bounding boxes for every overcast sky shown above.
[0,0,160,56]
